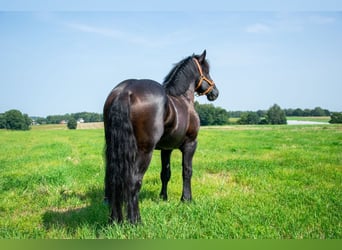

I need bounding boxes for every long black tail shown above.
[104,93,137,214]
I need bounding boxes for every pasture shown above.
[0,124,341,239]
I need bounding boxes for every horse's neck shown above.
[165,85,196,121]
[181,82,196,104]
[182,91,195,105]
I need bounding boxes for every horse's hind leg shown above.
[160,150,172,200]
[109,187,123,223]
[126,150,153,224]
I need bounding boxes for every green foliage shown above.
[45,112,103,124]
[285,107,330,116]
[1,109,31,130]
[236,105,288,125]
[67,117,77,129]
[266,104,287,125]
[237,112,260,124]
[194,102,229,125]
[329,112,342,124]
[0,125,341,238]
[0,113,6,129]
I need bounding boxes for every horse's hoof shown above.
[103,197,109,207]
[160,193,168,201]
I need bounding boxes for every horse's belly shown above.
[155,130,187,150]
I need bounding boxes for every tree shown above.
[195,103,214,125]
[329,112,342,124]
[213,107,230,125]
[237,112,260,125]
[0,113,6,129]
[293,108,304,116]
[194,102,229,126]
[311,107,325,116]
[266,104,287,125]
[67,117,77,129]
[3,109,31,130]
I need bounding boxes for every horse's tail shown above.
[104,93,137,207]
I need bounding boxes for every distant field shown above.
[286,116,330,123]
[0,124,341,239]
[77,122,104,130]
[229,116,331,124]
[31,122,104,131]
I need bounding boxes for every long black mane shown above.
[162,56,196,96]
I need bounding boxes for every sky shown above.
[1,1,342,116]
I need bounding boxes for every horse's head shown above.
[193,50,219,101]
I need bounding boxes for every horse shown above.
[103,50,219,224]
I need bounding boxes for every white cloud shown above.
[245,23,271,34]
[65,22,192,48]
[67,22,150,45]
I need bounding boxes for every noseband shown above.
[193,58,215,96]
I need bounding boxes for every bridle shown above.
[193,58,215,96]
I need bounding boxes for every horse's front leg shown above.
[160,149,172,200]
[180,140,197,201]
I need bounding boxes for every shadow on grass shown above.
[43,188,108,234]
[42,182,162,235]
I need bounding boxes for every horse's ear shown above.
[198,50,207,63]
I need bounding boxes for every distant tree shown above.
[213,107,230,125]
[45,112,103,124]
[195,103,214,125]
[46,115,63,124]
[237,112,260,125]
[23,114,32,128]
[67,117,77,129]
[35,117,47,125]
[228,111,243,118]
[74,112,103,122]
[311,107,325,116]
[329,112,342,124]
[194,102,229,126]
[293,108,304,116]
[256,109,266,118]
[286,107,330,117]
[323,109,331,116]
[4,109,31,130]
[266,104,287,124]
[0,113,6,129]
[303,108,312,117]
[285,108,294,116]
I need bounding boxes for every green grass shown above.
[286,116,330,123]
[229,116,330,124]
[0,125,341,239]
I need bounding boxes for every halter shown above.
[193,58,215,96]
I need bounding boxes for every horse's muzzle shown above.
[206,87,219,101]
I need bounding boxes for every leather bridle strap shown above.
[193,58,215,96]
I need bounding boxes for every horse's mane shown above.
[163,56,196,96]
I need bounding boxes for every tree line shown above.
[0,111,103,130]
[35,112,103,125]
[236,104,287,125]
[1,105,341,131]
[229,106,331,118]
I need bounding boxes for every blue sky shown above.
[1,3,342,116]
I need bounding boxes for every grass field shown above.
[228,116,331,124]
[0,124,341,239]
[286,116,331,123]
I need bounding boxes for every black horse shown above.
[103,50,219,223]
